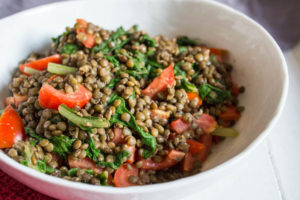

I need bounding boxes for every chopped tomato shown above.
[141,65,175,99]
[231,83,240,96]
[195,134,212,163]
[150,109,170,119]
[0,105,25,148]
[75,19,96,48]
[186,92,202,108]
[219,120,232,127]
[19,54,62,76]
[68,156,103,175]
[171,118,190,134]
[219,106,241,121]
[194,114,217,133]
[203,47,227,63]
[182,152,194,172]
[186,139,205,155]
[39,83,92,110]
[4,93,28,107]
[213,135,223,144]
[125,145,136,164]
[140,150,185,170]
[114,164,139,187]
[111,128,124,144]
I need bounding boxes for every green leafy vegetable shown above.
[51,135,76,158]
[178,46,188,54]
[174,61,186,77]
[58,104,110,131]
[51,31,69,48]
[85,136,129,169]
[37,160,56,174]
[180,78,198,93]
[97,171,109,186]
[47,63,77,75]
[176,36,201,46]
[91,27,129,54]
[60,44,79,54]
[198,84,231,104]
[25,127,43,141]
[107,78,121,88]
[67,168,79,177]
[108,94,156,158]
[140,35,156,47]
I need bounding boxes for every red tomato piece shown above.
[150,109,170,119]
[203,47,227,63]
[75,19,96,48]
[186,92,202,108]
[213,135,223,144]
[19,54,62,76]
[68,156,103,175]
[182,152,194,172]
[194,113,217,133]
[0,105,25,148]
[195,134,212,163]
[111,128,124,144]
[219,106,241,121]
[76,19,88,29]
[125,145,136,164]
[38,83,92,110]
[141,65,175,99]
[4,94,28,107]
[114,164,139,187]
[186,139,205,155]
[140,150,185,170]
[170,118,190,134]
[231,82,240,96]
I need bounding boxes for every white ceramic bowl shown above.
[0,0,288,199]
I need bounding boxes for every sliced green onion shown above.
[24,67,41,75]
[212,128,239,137]
[47,63,77,75]
[58,104,110,130]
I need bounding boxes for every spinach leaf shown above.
[176,36,201,46]
[25,127,43,141]
[67,168,79,177]
[180,78,198,93]
[51,135,76,159]
[51,31,69,48]
[140,35,156,47]
[37,160,56,174]
[198,84,231,104]
[107,78,121,88]
[178,46,188,54]
[60,44,79,54]
[92,27,128,54]
[85,136,129,169]
[108,95,156,158]
[97,172,109,186]
[174,61,186,77]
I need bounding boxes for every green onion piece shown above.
[212,128,239,137]
[58,104,110,130]
[24,67,41,75]
[47,63,77,75]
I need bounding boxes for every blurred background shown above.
[0,0,299,50]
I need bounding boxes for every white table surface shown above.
[185,42,300,200]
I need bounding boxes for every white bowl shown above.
[0,0,288,199]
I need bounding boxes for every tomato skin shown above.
[140,150,185,170]
[68,156,103,175]
[182,152,194,172]
[0,105,25,148]
[141,65,175,99]
[19,54,62,76]
[114,164,138,187]
[186,139,205,155]
[171,118,190,134]
[195,134,212,163]
[186,92,202,108]
[4,94,28,107]
[125,145,136,164]
[194,114,217,133]
[38,83,92,110]
[219,106,241,121]
[76,19,96,48]
[111,128,124,144]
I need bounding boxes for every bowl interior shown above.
[0,0,287,195]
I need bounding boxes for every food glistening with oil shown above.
[1,19,244,187]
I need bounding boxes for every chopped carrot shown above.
[219,106,241,121]
[186,92,202,108]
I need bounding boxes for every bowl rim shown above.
[0,0,289,194]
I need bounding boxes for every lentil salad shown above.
[0,19,244,187]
